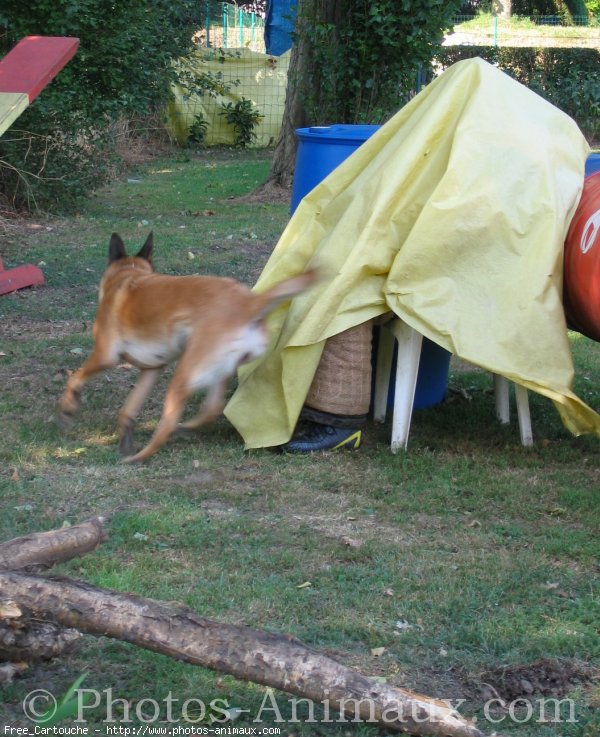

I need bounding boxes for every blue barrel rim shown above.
[295,124,382,144]
[585,153,600,178]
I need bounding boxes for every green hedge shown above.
[435,46,600,143]
[0,0,202,211]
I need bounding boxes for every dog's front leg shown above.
[118,367,162,456]
[58,352,116,429]
[178,378,227,432]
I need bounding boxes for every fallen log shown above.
[0,516,107,572]
[0,603,80,661]
[0,517,106,663]
[0,519,489,736]
[1,572,485,737]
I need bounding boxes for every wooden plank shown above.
[0,36,78,295]
[0,36,79,103]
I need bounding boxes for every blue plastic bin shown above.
[290,123,450,410]
[585,153,600,178]
[291,125,381,213]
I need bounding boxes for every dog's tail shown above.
[254,268,320,318]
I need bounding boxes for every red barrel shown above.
[564,172,600,342]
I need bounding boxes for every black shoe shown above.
[279,421,362,453]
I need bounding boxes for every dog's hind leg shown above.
[178,378,227,432]
[122,340,231,463]
[57,351,117,429]
[122,371,191,464]
[118,367,162,456]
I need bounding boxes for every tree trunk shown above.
[1,570,486,737]
[256,14,308,194]
[260,0,348,191]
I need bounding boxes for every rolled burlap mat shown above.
[304,320,373,418]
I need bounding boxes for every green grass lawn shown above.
[0,148,598,736]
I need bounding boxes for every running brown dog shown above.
[58,232,317,463]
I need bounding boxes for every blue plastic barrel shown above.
[291,125,381,213]
[585,153,600,178]
[291,123,450,409]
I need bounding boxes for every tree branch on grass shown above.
[0,515,107,572]
[0,520,488,737]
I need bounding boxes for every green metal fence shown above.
[448,13,600,47]
[452,13,599,26]
[198,2,266,52]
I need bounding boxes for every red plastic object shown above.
[0,256,45,296]
[0,36,78,296]
[564,171,600,342]
[0,36,79,103]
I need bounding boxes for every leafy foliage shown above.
[187,114,210,146]
[0,0,203,210]
[177,49,242,102]
[294,0,461,124]
[511,0,589,18]
[239,0,268,15]
[436,45,600,142]
[219,97,264,147]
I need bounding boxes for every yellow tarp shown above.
[224,57,600,448]
[167,48,290,147]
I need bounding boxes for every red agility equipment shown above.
[564,171,600,342]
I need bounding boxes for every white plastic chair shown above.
[373,321,533,452]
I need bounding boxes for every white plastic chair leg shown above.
[493,374,533,446]
[515,383,533,447]
[373,326,395,423]
[493,374,510,424]
[390,323,423,453]
[374,328,532,451]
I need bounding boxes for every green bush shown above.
[187,113,210,146]
[511,0,589,17]
[435,46,600,142]
[587,0,600,14]
[295,0,462,125]
[219,97,263,148]
[0,0,202,211]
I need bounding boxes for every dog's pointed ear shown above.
[136,232,154,264]
[108,233,127,263]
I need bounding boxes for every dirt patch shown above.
[234,179,292,205]
[0,316,87,341]
[479,657,598,700]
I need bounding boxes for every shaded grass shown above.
[0,148,598,736]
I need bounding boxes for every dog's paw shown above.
[119,432,135,457]
[56,410,75,431]
[121,450,147,464]
[174,423,195,437]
